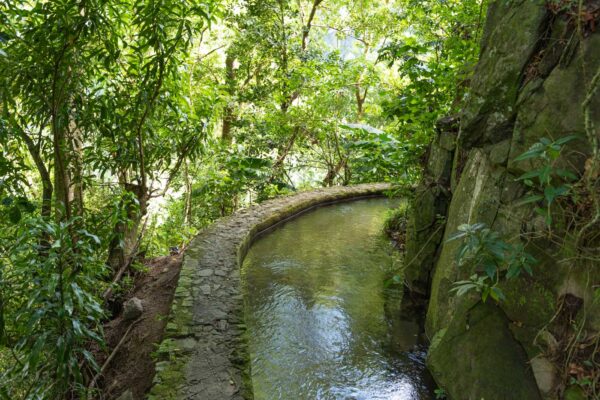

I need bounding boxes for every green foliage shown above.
[515,136,579,226]
[1,196,35,224]
[198,147,273,205]
[342,125,423,184]
[0,0,490,395]
[448,223,536,302]
[0,122,34,225]
[383,202,409,234]
[0,218,107,399]
[434,387,447,399]
[142,212,197,258]
[379,0,487,151]
[0,0,217,395]
[450,136,578,302]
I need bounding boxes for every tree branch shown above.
[8,114,53,218]
[302,0,324,51]
[150,135,200,199]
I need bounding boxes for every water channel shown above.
[242,198,435,400]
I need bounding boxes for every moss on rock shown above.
[460,0,547,147]
[410,2,600,397]
[403,118,457,293]
[427,302,542,400]
[426,149,504,335]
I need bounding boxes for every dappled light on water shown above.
[242,199,435,399]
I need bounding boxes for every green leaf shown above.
[514,143,544,161]
[482,287,489,302]
[555,168,578,181]
[64,292,74,316]
[72,319,83,336]
[8,206,21,223]
[483,262,497,279]
[553,135,579,146]
[517,170,540,181]
[81,230,101,245]
[490,287,506,302]
[516,194,544,206]
[447,230,467,242]
[544,185,569,205]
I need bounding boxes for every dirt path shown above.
[98,255,182,399]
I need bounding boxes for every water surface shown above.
[242,198,435,400]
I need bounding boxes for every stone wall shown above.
[147,183,391,400]
[403,1,600,399]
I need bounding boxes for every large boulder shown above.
[426,149,504,335]
[460,0,547,147]
[428,302,542,400]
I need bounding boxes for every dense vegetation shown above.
[1,0,489,398]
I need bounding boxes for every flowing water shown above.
[242,198,435,400]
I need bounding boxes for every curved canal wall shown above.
[148,183,392,400]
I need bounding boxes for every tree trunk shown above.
[13,124,53,218]
[52,116,72,222]
[106,183,148,273]
[222,52,236,144]
[183,160,193,225]
[0,273,4,345]
[322,158,347,187]
[355,85,368,119]
[269,126,300,182]
[68,117,84,218]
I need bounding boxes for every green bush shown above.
[384,202,409,235]
[0,217,107,399]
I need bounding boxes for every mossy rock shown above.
[428,302,542,400]
[403,186,446,292]
[427,135,455,182]
[508,33,600,175]
[460,0,547,147]
[403,125,455,292]
[426,149,504,335]
[421,2,600,399]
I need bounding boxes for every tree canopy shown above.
[0,0,487,397]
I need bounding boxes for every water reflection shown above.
[242,198,435,400]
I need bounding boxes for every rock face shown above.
[403,116,457,294]
[427,302,541,400]
[403,1,600,399]
[148,184,392,400]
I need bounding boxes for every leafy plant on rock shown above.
[515,135,579,226]
[448,223,537,302]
